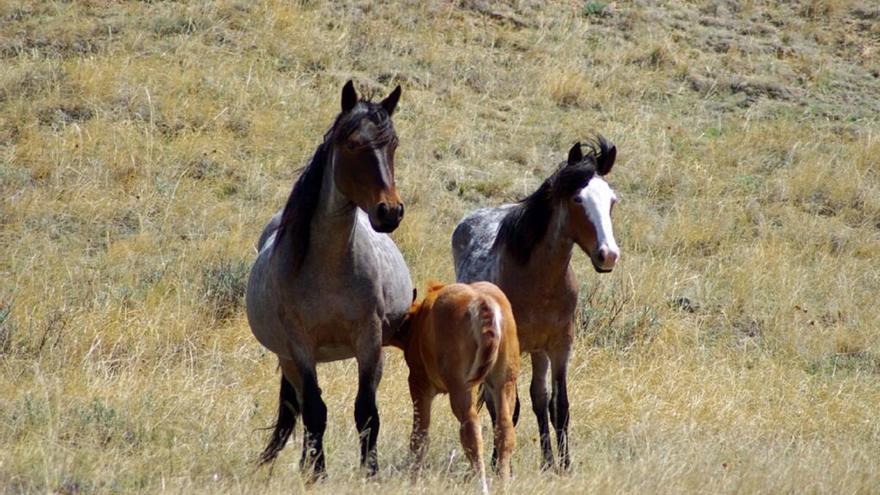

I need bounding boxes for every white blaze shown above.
[578,177,619,260]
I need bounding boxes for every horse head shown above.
[330,81,404,233]
[562,138,620,272]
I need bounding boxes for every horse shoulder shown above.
[256,210,283,252]
[354,214,413,314]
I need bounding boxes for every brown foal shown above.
[390,282,520,493]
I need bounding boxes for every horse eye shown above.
[572,195,583,204]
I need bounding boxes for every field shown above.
[2,0,879,493]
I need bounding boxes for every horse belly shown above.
[315,343,355,362]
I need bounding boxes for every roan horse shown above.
[246,81,413,479]
[452,138,619,471]
[390,282,519,493]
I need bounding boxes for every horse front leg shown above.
[548,345,572,472]
[354,341,384,476]
[530,352,554,470]
[297,366,327,482]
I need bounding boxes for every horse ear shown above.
[567,142,583,165]
[341,80,358,112]
[381,85,401,116]
[596,135,617,175]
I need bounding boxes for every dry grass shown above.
[2,0,879,493]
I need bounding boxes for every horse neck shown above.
[274,145,358,270]
[502,204,574,288]
[311,146,359,261]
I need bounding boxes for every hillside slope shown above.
[1,1,879,493]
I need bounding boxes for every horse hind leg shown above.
[480,385,500,470]
[485,386,520,471]
[450,387,487,494]
[488,374,517,488]
[258,371,301,465]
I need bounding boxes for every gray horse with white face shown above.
[246,81,413,480]
[452,138,620,471]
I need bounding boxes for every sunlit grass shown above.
[1,0,879,493]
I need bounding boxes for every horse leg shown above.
[548,346,572,472]
[488,374,517,488]
[296,366,327,482]
[530,352,554,470]
[259,359,301,464]
[354,346,384,476]
[481,385,500,470]
[450,387,487,495]
[408,374,434,471]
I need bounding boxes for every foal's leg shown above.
[548,345,572,471]
[481,385,500,469]
[259,359,302,464]
[530,352,554,470]
[450,387,487,495]
[354,342,384,476]
[489,375,517,487]
[408,375,434,470]
[484,384,521,471]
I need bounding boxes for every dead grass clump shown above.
[801,0,852,19]
[578,280,660,352]
[543,70,594,108]
[201,259,249,323]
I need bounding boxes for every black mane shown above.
[493,137,615,265]
[273,100,395,273]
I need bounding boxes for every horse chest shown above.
[503,286,576,353]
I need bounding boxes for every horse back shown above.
[452,205,512,283]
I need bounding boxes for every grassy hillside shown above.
[1,0,879,493]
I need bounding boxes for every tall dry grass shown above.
[1,0,879,493]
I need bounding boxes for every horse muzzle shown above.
[369,201,405,233]
[591,245,619,273]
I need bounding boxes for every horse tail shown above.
[466,295,502,386]
[258,372,300,464]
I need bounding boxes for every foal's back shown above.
[423,282,517,388]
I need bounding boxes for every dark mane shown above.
[493,137,614,265]
[273,101,395,274]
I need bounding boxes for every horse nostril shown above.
[599,247,619,266]
[377,202,389,219]
[397,203,405,220]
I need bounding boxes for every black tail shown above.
[258,373,300,464]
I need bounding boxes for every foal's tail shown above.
[258,372,300,465]
[466,295,502,385]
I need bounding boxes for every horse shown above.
[390,282,519,493]
[246,81,413,480]
[451,138,619,471]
